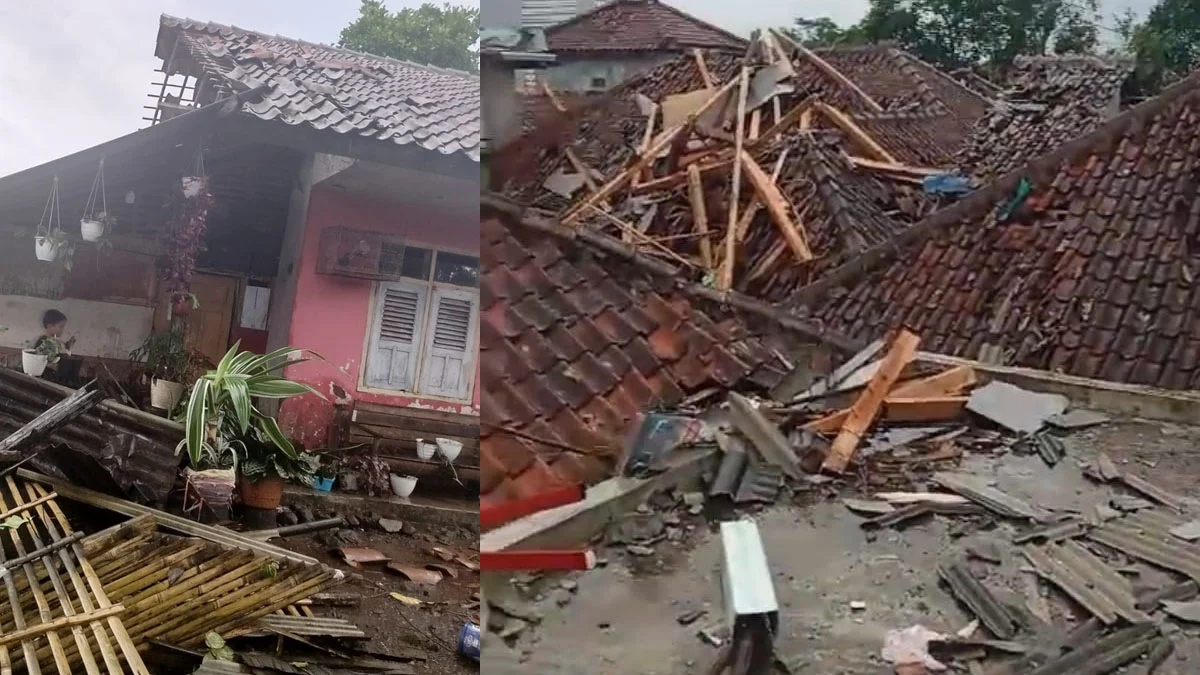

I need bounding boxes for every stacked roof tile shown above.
[545,0,747,53]
[479,203,840,504]
[156,15,480,161]
[957,55,1133,180]
[805,70,1200,390]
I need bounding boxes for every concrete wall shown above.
[545,52,678,91]
[277,186,480,449]
[483,57,524,148]
[0,229,155,359]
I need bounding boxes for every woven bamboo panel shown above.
[0,478,149,674]
[85,518,343,652]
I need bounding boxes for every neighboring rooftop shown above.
[957,55,1134,181]
[802,68,1200,390]
[156,14,480,161]
[545,0,747,53]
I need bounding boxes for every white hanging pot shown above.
[34,238,58,262]
[415,438,436,460]
[150,378,186,410]
[390,473,417,498]
[436,438,463,463]
[80,218,105,242]
[21,350,48,378]
[181,176,204,198]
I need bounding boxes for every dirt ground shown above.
[278,521,481,675]
[486,416,1200,674]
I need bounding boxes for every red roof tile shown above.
[545,0,747,53]
[803,68,1200,391]
[480,201,845,504]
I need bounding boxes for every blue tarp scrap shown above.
[922,172,973,196]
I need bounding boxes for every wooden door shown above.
[154,273,239,367]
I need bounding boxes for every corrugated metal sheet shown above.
[1022,541,1150,625]
[1089,509,1200,582]
[937,560,1019,639]
[734,462,784,504]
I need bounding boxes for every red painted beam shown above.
[480,549,597,572]
[480,483,585,531]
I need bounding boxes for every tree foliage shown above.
[790,0,1100,69]
[1116,0,1200,94]
[339,0,479,73]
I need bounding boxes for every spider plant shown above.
[179,343,324,469]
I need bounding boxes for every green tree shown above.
[339,0,479,73]
[1118,0,1200,94]
[793,0,1100,70]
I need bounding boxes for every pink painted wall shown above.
[278,186,479,448]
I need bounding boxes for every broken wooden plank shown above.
[747,95,816,150]
[847,155,942,176]
[541,80,566,112]
[822,329,920,473]
[718,66,751,291]
[883,396,968,423]
[795,338,886,403]
[813,102,897,164]
[687,164,713,269]
[727,392,801,480]
[890,366,978,399]
[773,29,882,112]
[586,205,699,270]
[692,48,714,88]
[739,149,813,262]
[0,384,105,458]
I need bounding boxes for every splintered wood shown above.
[0,476,149,675]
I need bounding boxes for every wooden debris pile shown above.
[532,30,954,301]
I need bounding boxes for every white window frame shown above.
[362,247,479,402]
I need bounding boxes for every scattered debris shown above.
[937,560,1019,639]
[964,381,1067,434]
[676,609,707,625]
[882,625,948,672]
[378,518,405,534]
[1046,409,1110,431]
[843,498,896,515]
[1160,600,1200,623]
[386,564,444,585]
[934,472,1054,522]
[338,547,389,566]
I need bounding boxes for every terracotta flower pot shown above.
[239,475,284,510]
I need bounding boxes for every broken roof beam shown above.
[0,383,105,458]
[822,329,920,473]
[541,80,566,112]
[686,164,714,269]
[631,157,733,194]
[748,95,816,150]
[563,78,738,225]
[692,48,714,89]
[772,29,883,113]
[738,149,813,263]
[719,66,752,290]
[847,155,943,176]
[814,102,898,164]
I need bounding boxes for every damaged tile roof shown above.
[957,55,1133,181]
[479,199,843,505]
[800,68,1200,391]
[156,14,480,161]
[545,0,747,53]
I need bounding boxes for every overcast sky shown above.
[0,0,1156,176]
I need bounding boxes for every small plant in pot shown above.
[179,343,324,513]
[130,327,192,412]
[343,454,391,497]
[181,435,238,523]
[21,336,66,378]
[34,230,73,269]
[80,211,115,243]
[314,459,338,492]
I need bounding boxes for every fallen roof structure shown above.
[795,65,1200,391]
[543,0,748,53]
[495,33,990,305]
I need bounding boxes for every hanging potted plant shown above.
[35,230,71,263]
[80,159,113,242]
[22,336,65,378]
[34,176,68,262]
[129,327,192,411]
[178,343,325,512]
[170,292,200,317]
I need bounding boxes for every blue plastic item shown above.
[457,622,480,661]
[314,476,335,492]
[922,172,973,196]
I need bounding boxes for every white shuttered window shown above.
[363,246,479,401]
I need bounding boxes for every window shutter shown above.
[418,287,478,399]
[365,282,427,391]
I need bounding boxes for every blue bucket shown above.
[314,477,335,492]
[457,622,480,661]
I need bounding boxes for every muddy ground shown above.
[486,417,1200,674]
[278,520,481,675]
